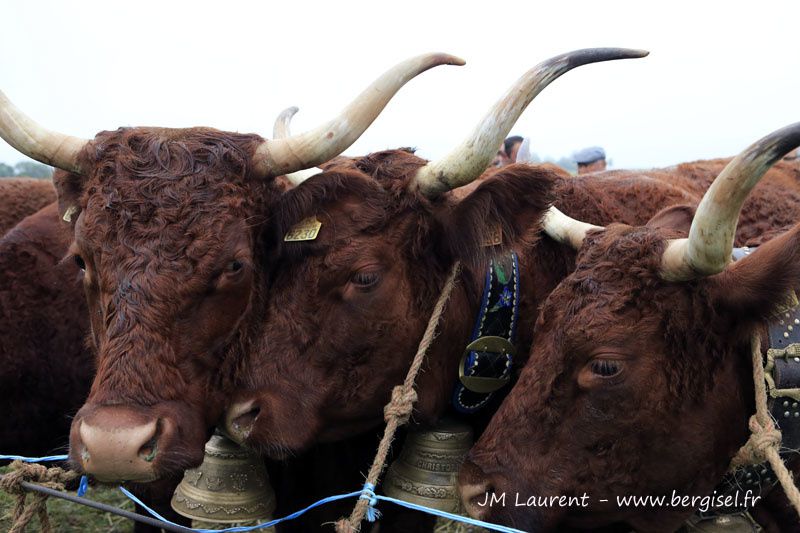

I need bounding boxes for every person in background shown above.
[491,146,507,168]
[503,135,524,164]
[491,136,525,168]
[573,146,607,174]
[490,136,524,168]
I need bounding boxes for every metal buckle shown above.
[765,342,800,401]
[458,336,516,394]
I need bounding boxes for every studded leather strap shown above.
[699,247,800,518]
[452,253,519,414]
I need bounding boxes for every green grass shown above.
[0,466,134,532]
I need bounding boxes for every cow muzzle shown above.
[70,405,172,482]
[458,459,496,521]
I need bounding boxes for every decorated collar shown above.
[452,252,519,414]
[698,246,800,520]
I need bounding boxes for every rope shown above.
[124,483,526,533]
[730,335,800,515]
[0,460,79,533]
[335,262,462,533]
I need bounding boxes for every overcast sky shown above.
[2,1,798,171]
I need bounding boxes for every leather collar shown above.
[452,252,520,414]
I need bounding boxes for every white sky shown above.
[2,0,798,170]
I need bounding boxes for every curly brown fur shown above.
[58,127,278,477]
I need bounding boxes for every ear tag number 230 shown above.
[284,217,322,242]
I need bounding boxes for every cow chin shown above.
[69,401,209,482]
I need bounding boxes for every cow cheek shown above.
[183,282,252,358]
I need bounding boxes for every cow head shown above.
[0,53,463,482]
[459,123,800,531]
[222,48,650,456]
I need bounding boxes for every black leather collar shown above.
[698,246,800,519]
[452,253,519,414]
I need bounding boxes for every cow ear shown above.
[709,223,800,324]
[646,204,696,234]
[437,164,557,267]
[52,170,85,224]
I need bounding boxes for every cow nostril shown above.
[460,479,496,520]
[233,406,261,433]
[225,400,261,443]
[137,418,162,463]
[479,484,496,507]
[138,437,158,462]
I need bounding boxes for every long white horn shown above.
[253,53,465,178]
[0,90,87,174]
[412,48,648,197]
[661,122,800,281]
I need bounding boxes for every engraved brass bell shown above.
[171,433,276,524]
[384,419,474,513]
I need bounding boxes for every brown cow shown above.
[221,52,800,458]
[219,49,657,454]
[459,124,800,532]
[0,177,56,236]
[0,201,89,456]
[0,53,463,484]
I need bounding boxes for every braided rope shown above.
[335,262,461,532]
[730,335,800,515]
[0,460,79,533]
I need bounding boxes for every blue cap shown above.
[573,146,606,165]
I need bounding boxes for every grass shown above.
[0,466,277,532]
[0,465,135,532]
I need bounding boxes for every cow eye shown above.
[351,271,381,290]
[590,359,621,377]
[227,260,244,274]
[74,255,86,271]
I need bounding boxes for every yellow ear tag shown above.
[481,224,503,247]
[284,217,322,242]
[62,205,78,223]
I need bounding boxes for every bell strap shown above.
[452,253,519,414]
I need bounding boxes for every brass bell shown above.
[384,419,474,513]
[171,433,276,524]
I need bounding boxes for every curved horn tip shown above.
[278,106,299,119]
[436,53,466,67]
[621,48,649,58]
[273,106,300,139]
[566,47,650,64]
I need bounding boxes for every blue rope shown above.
[2,454,89,496]
[0,454,69,462]
[373,492,525,533]
[123,483,526,533]
[0,452,525,533]
[359,482,381,522]
[121,486,362,533]
[77,475,89,497]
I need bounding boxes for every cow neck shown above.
[451,252,520,414]
[698,246,800,521]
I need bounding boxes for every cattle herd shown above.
[2,47,800,533]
